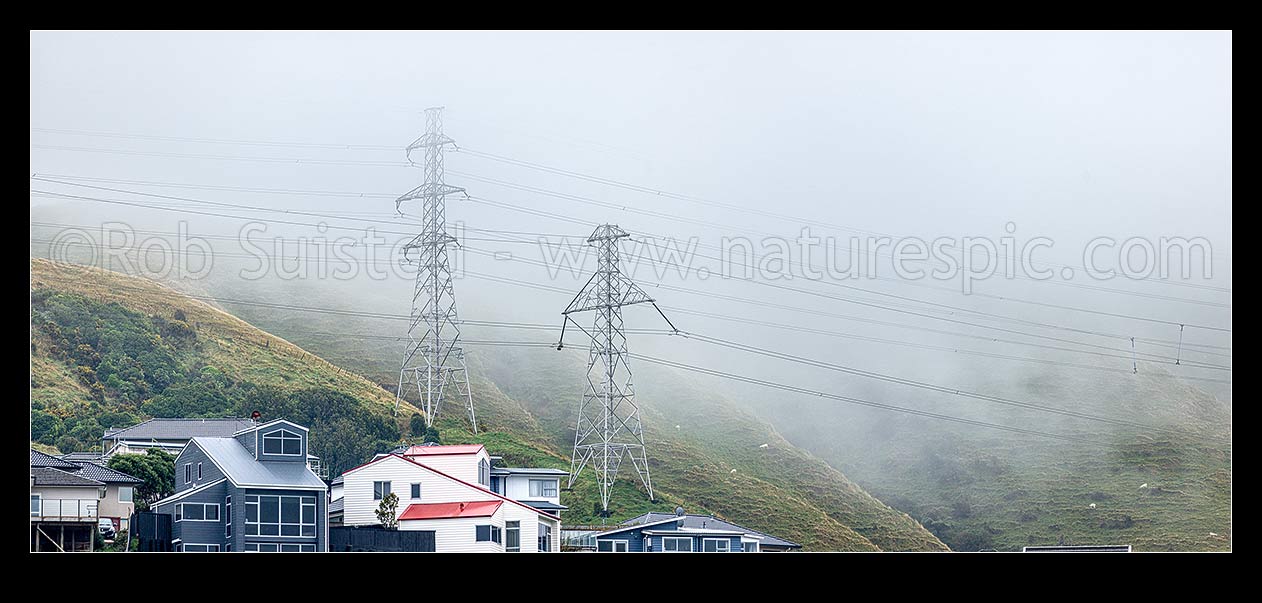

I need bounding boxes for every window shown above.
[184,463,192,484]
[505,521,520,552]
[181,544,220,552]
[538,524,552,552]
[478,459,490,487]
[662,537,693,552]
[490,476,504,495]
[176,503,219,522]
[702,538,730,552]
[475,525,502,544]
[262,429,303,456]
[30,494,41,515]
[197,463,203,479]
[245,495,316,537]
[743,541,759,552]
[245,543,315,552]
[597,539,629,552]
[225,495,232,538]
[528,479,559,498]
[410,483,421,499]
[373,481,391,501]
[119,486,134,503]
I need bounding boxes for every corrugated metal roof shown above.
[31,449,80,470]
[623,513,802,549]
[32,467,104,487]
[328,497,344,514]
[101,418,256,442]
[519,500,568,511]
[398,500,503,520]
[401,444,485,456]
[490,467,570,476]
[191,437,326,490]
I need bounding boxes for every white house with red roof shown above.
[340,446,561,552]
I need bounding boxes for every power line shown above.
[32,184,1231,365]
[29,175,1232,349]
[29,235,1233,372]
[30,142,1232,304]
[32,265,1189,440]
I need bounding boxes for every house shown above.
[30,449,143,551]
[150,418,328,552]
[490,467,569,516]
[101,417,256,457]
[339,446,561,552]
[100,417,329,478]
[582,509,802,552]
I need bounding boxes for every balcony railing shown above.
[32,499,98,521]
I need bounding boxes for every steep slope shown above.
[29,258,944,550]
[30,258,416,474]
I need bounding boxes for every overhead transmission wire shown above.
[33,269,1207,443]
[29,175,1232,353]
[29,140,1232,305]
[28,185,1232,364]
[29,233,1231,378]
[27,127,1233,286]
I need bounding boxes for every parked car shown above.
[98,518,116,539]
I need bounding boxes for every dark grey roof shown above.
[101,418,257,442]
[328,497,344,514]
[490,467,570,476]
[32,467,105,487]
[72,461,143,485]
[520,500,568,511]
[191,437,326,490]
[60,452,105,463]
[31,449,80,470]
[623,513,802,549]
[331,475,344,485]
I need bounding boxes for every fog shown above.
[30,31,1232,475]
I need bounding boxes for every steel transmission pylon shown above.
[394,107,477,433]
[556,224,678,516]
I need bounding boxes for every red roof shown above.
[401,444,486,456]
[398,500,503,520]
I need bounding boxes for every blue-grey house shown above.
[587,510,802,552]
[151,419,328,552]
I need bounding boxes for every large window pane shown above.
[301,505,315,524]
[260,497,280,523]
[184,504,204,521]
[281,497,300,523]
[205,505,219,521]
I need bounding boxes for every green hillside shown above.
[734,364,1232,551]
[29,258,947,550]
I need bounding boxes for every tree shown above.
[375,492,399,530]
[107,448,175,511]
[423,426,441,444]
[409,414,425,436]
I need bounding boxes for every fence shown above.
[330,526,435,552]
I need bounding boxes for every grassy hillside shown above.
[30,258,415,474]
[29,258,945,550]
[736,364,1232,551]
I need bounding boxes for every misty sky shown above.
[29,30,1232,404]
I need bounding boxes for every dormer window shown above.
[478,459,490,487]
[262,429,303,456]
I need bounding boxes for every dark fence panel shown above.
[134,512,172,552]
[330,526,435,552]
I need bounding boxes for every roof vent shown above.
[675,506,685,517]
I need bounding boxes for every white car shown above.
[97,518,116,539]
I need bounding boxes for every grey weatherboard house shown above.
[151,419,328,552]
